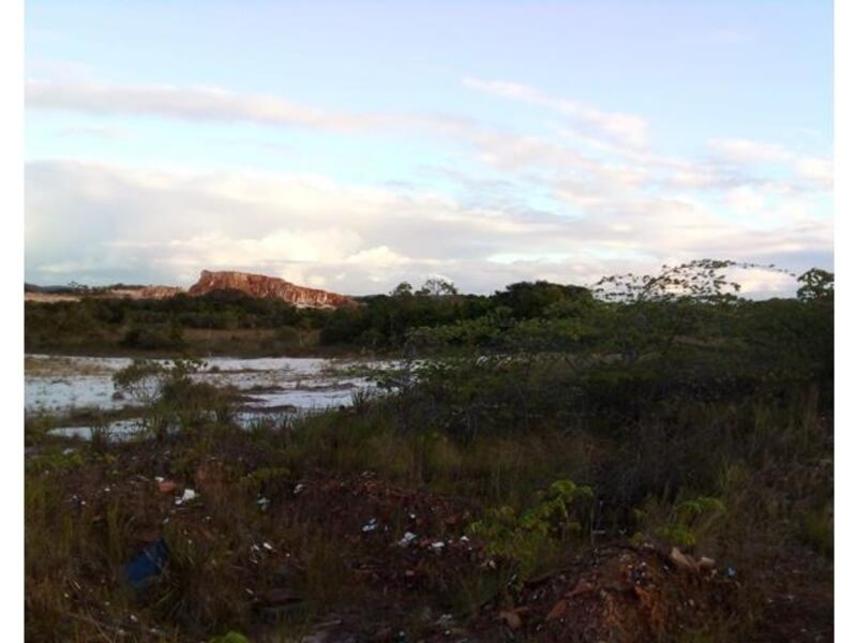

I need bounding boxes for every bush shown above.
[112,359,236,438]
[468,480,594,577]
[120,323,185,350]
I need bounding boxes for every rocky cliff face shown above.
[188,270,355,308]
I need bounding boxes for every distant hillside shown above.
[24,270,356,309]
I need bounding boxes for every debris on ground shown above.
[27,452,832,643]
[124,538,169,590]
[473,545,740,643]
[175,488,198,505]
[157,479,177,494]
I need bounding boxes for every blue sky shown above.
[25,0,833,295]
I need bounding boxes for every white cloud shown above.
[27,80,390,132]
[24,76,832,298]
[345,245,412,267]
[725,266,798,298]
[55,124,131,140]
[25,160,831,297]
[27,78,830,203]
[708,138,832,189]
[708,138,793,164]
[463,77,650,148]
[793,157,833,188]
[723,185,768,214]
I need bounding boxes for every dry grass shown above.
[25,355,118,378]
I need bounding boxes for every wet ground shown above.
[25,353,393,439]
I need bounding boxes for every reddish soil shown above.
[31,444,831,642]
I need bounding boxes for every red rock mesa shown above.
[187,270,356,308]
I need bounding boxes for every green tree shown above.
[416,277,459,297]
[797,268,834,302]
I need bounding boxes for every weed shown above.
[468,480,594,578]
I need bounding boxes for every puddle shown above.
[26,353,399,440]
[48,419,144,441]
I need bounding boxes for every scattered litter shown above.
[262,542,274,551]
[362,518,378,533]
[670,547,699,573]
[124,538,169,590]
[257,496,271,511]
[459,535,470,543]
[499,610,522,630]
[398,531,418,547]
[62,448,75,455]
[175,488,198,506]
[431,541,445,552]
[294,483,305,495]
[158,480,177,494]
[154,476,164,483]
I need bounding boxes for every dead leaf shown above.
[545,599,569,621]
[499,610,522,630]
[567,578,595,598]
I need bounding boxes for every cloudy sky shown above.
[25,0,832,296]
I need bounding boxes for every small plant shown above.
[467,480,594,577]
[634,494,726,548]
[797,501,833,559]
[88,415,112,452]
[349,387,376,413]
[210,632,250,643]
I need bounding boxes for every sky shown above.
[24,0,833,296]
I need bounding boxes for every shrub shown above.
[112,359,235,438]
[468,480,594,577]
